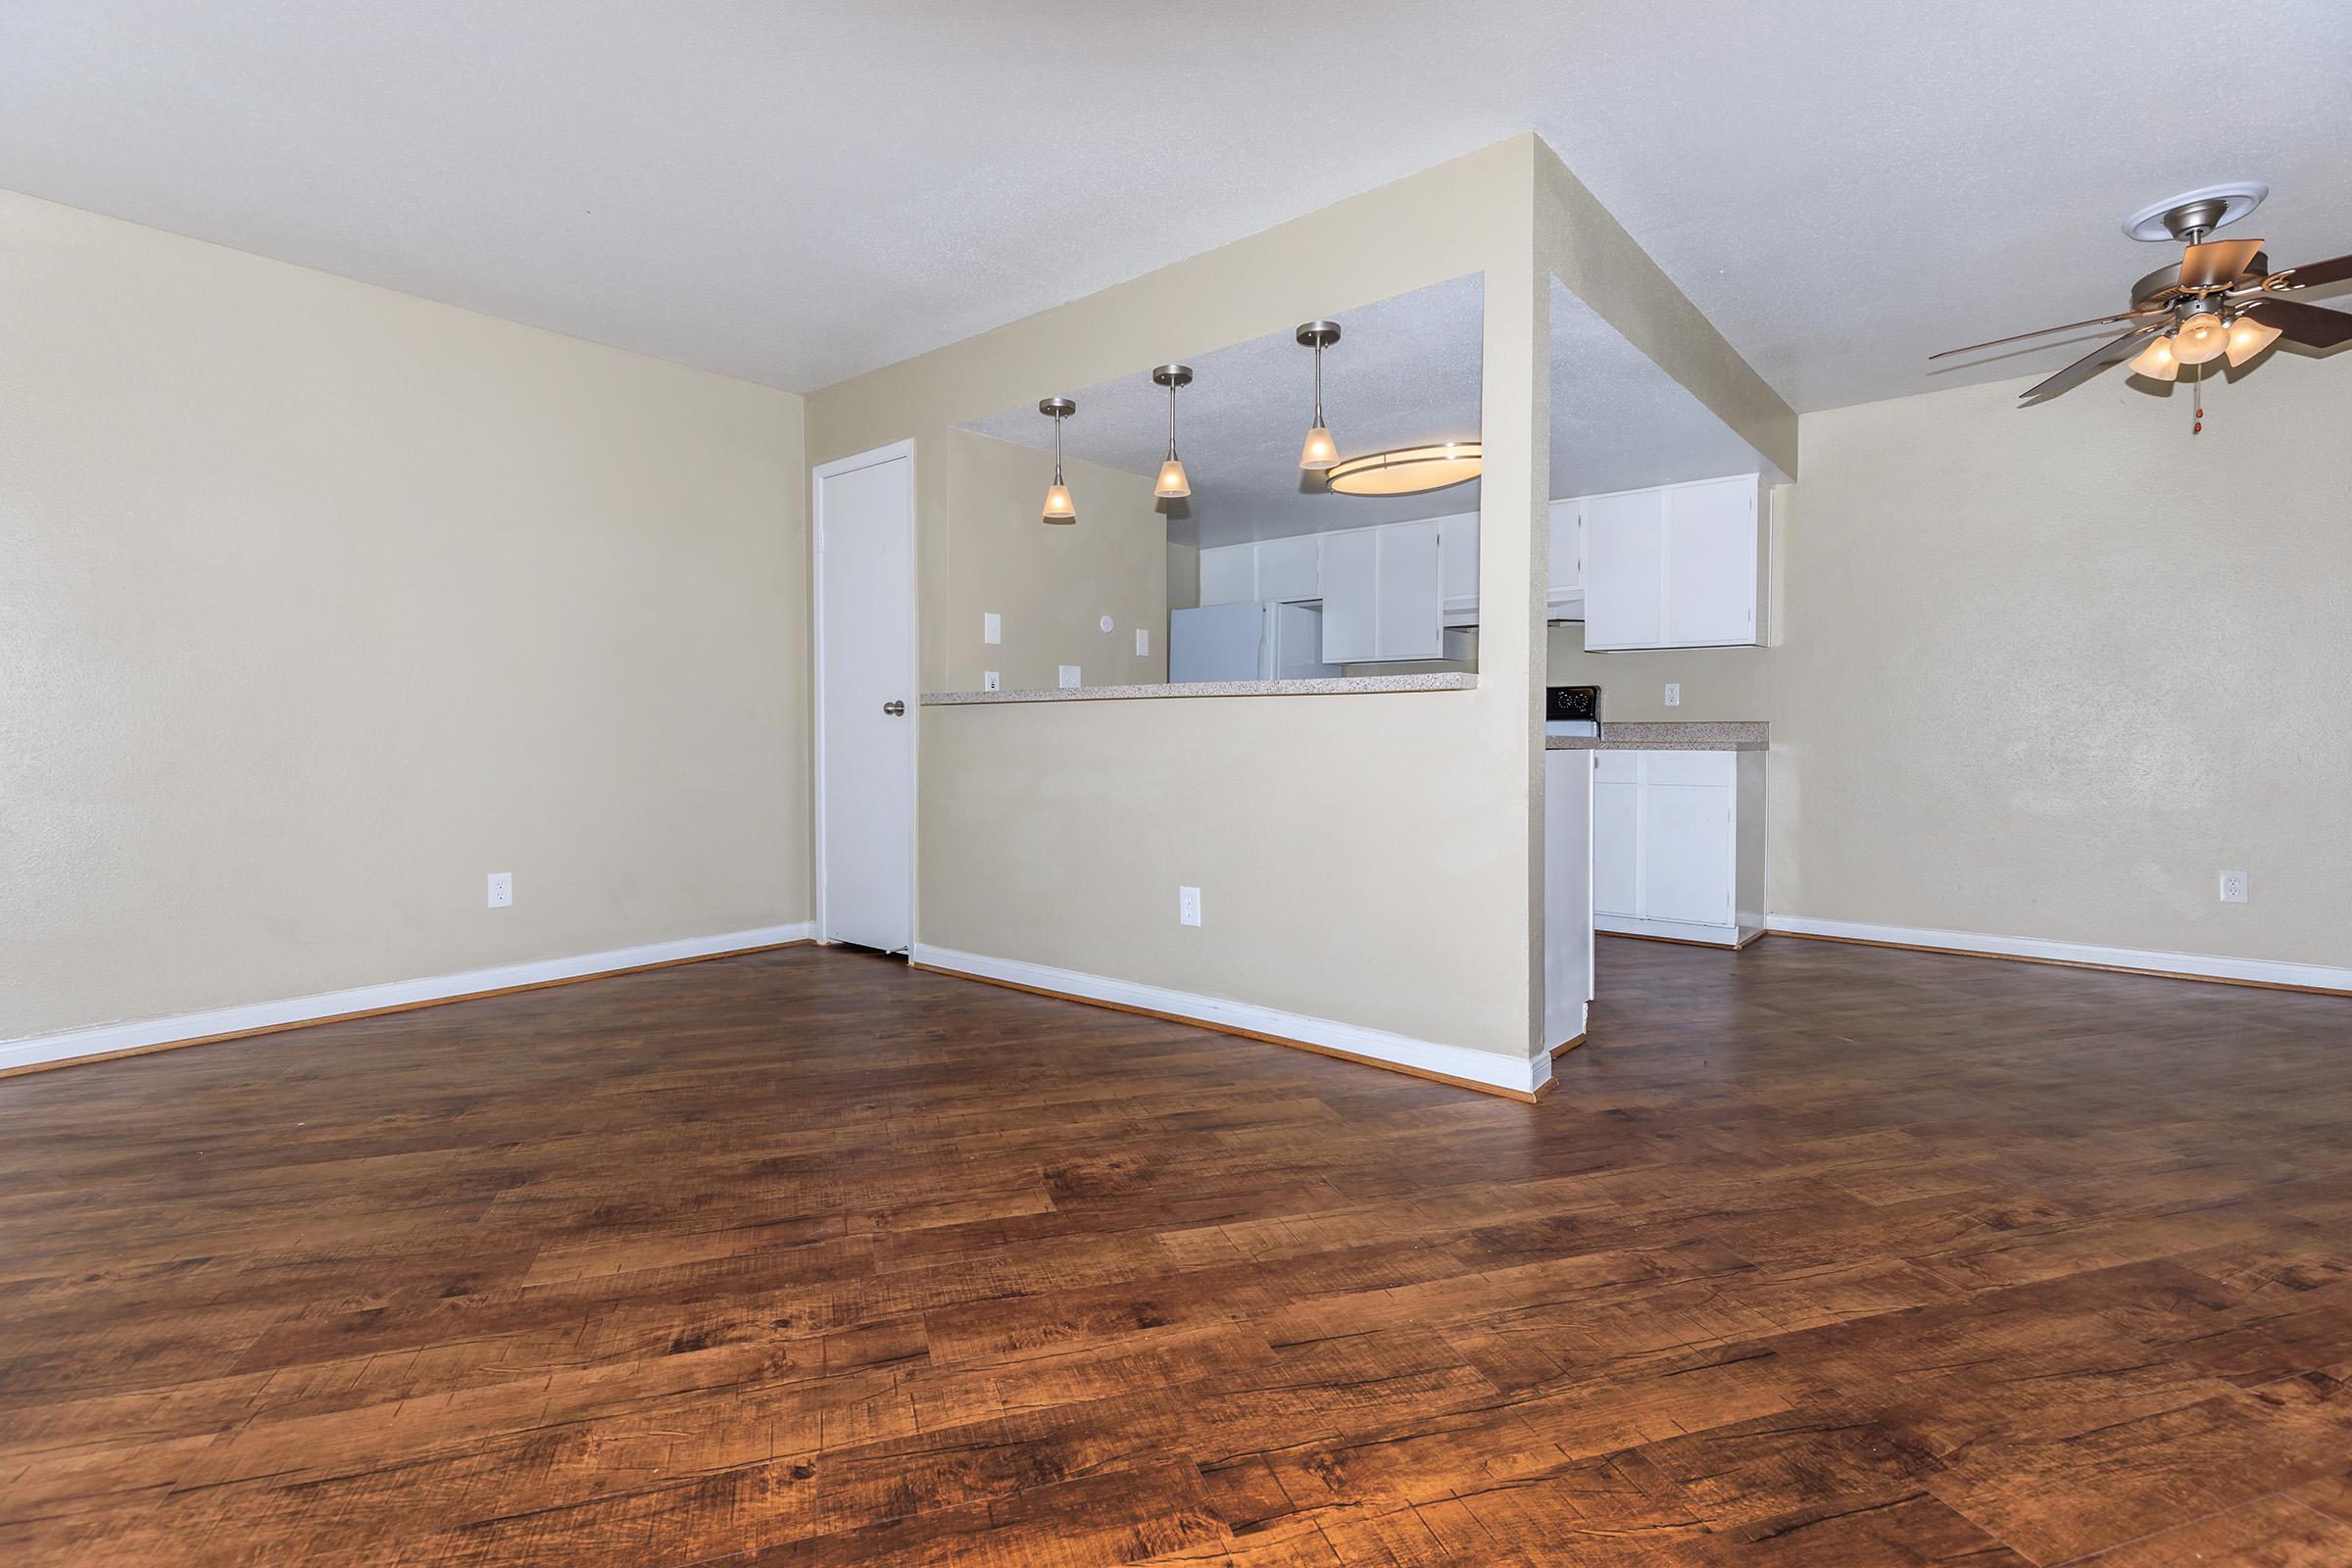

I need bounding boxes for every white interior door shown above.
[815,445,915,952]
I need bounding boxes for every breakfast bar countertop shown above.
[1547,720,1767,751]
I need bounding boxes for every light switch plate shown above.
[1057,664,1080,688]
[1663,683,1682,707]
[1135,627,1150,656]
[2219,869,2249,904]
[983,670,1001,692]
[486,871,513,908]
[1178,886,1201,926]
[983,612,1002,645]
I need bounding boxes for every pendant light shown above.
[1038,397,1077,522]
[1152,364,1193,499]
[1296,320,1341,470]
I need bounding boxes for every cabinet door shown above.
[1546,499,1582,598]
[1374,519,1442,659]
[1663,476,1760,646]
[1641,779,1734,925]
[1437,512,1480,614]
[1198,544,1255,607]
[1580,488,1666,648]
[1318,527,1378,663]
[1592,760,1641,917]
[1255,533,1321,603]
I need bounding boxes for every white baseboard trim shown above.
[0,922,817,1075]
[911,944,1551,1099]
[1596,913,1758,948]
[1766,915,2352,996]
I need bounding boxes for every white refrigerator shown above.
[1168,601,1341,682]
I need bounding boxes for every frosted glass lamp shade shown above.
[1042,481,1075,521]
[2173,311,2227,365]
[1299,425,1339,470]
[1154,459,1191,500]
[2128,334,2180,382]
[2225,314,2282,367]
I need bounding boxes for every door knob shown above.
[882,700,906,716]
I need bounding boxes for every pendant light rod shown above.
[1038,396,1077,522]
[1151,364,1193,500]
[1296,320,1341,472]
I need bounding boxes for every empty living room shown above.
[6,4,2352,1563]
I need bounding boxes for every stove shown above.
[1545,684,1599,738]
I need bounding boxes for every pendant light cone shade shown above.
[1152,365,1193,499]
[2225,313,2282,367]
[2129,334,2180,382]
[1038,397,1077,522]
[2173,310,2228,365]
[1296,321,1342,470]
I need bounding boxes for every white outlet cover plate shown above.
[2219,870,2249,904]
[1664,683,1681,707]
[1058,664,1080,688]
[1135,628,1150,656]
[1178,885,1201,926]
[983,670,1001,691]
[983,612,1002,645]
[487,871,514,908]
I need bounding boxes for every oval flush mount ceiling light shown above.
[1152,365,1193,499]
[1039,397,1076,522]
[1324,441,1483,497]
[1296,320,1341,470]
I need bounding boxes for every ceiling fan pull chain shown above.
[2192,359,2203,436]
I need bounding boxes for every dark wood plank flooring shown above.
[5,937,2352,1565]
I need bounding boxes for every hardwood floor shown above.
[5,938,2352,1565]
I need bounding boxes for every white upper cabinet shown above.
[1581,473,1765,651]
[1320,519,1442,663]
[1437,512,1479,623]
[1546,499,1583,618]
[1254,533,1321,603]
[1197,543,1255,607]
[1581,487,1668,649]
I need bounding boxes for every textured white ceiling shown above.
[960,273,1768,548]
[5,2,2349,407]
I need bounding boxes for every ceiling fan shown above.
[1933,183,2352,406]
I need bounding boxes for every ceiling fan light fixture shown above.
[2128,334,2180,382]
[2225,313,2282,367]
[2173,310,2228,366]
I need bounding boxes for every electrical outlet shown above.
[1663,683,1682,708]
[1135,627,1150,657]
[1058,664,1080,688]
[486,871,513,908]
[983,612,1002,645]
[983,670,1001,692]
[2219,869,2249,904]
[1178,886,1201,927]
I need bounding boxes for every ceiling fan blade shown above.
[2267,252,2352,291]
[1928,309,2164,361]
[2019,323,2170,402]
[2179,237,2264,290]
[2242,296,2352,348]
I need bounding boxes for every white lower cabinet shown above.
[1590,749,1764,946]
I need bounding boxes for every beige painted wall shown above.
[941,433,1166,691]
[809,135,1791,1066]
[1,191,811,1041]
[1548,359,2349,971]
[811,138,1555,1063]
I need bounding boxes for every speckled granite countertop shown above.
[1547,721,1768,751]
[922,673,1476,705]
